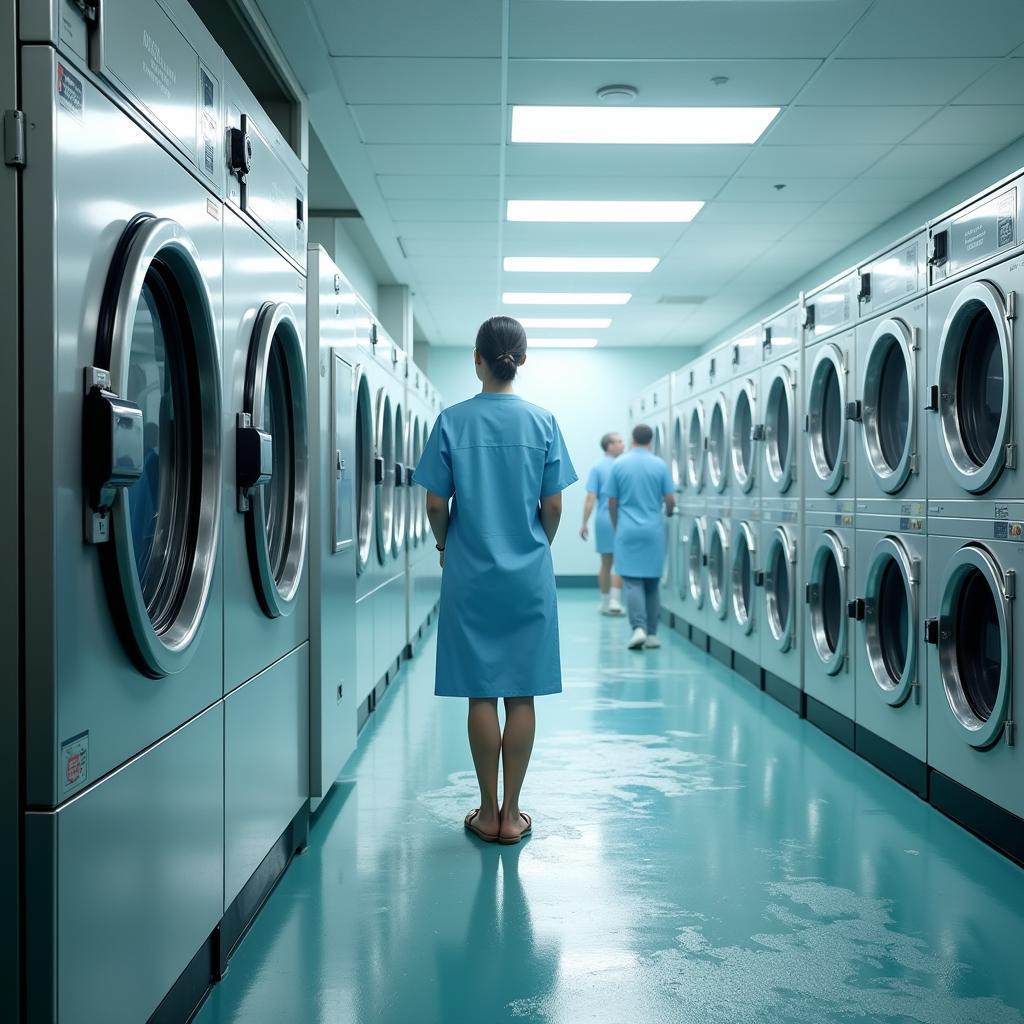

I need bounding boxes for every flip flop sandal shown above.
[464,809,500,843]
[499,812,532,846]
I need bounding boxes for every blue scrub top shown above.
[606,448,673,579]
[413,393,578,698]
[585,455,617,555]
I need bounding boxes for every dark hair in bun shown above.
[476,316,527,382]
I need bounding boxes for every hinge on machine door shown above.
[3,111,25,168]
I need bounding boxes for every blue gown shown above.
[585,455,617,555]
[413,393,578,698]
[606,449,674,579]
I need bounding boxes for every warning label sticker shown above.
[61,730,89,792]
[56,63,84,123]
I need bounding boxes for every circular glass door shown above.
[688,518,706,608]
[764,365,796,494]
[375,390,395,564]
[706,395,728,493]
[419,420,429,541]
[864,536,917,706]
[936,282,1012,494]
[937,544,1012,749]
[90,215,221,677]
[410,414,422,547]
[707,520,729,619]
[862,319,915,494]
[807,344,848,494]
[672,415,684,491]
[354,372,375,574]
[686,403,705,491]
[808,530,848,674]
[653,423,665,459]
[240,302,308,618]
[731,381,755,494]
[392,403,407,559]
[765,526,795,651]
[731,522,756,635]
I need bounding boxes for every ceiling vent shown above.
[596,84,639,105]
[657,295,706,305]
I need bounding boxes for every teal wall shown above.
[429,346,692,577]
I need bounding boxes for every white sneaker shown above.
[643,635,662,649]
[607,599,625,615]
[628,627,647,649]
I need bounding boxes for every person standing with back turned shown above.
[580,432,625,615]
[607,424,676,650]
[414,316,578,845]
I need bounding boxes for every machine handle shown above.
[395,462,405,488]
[924,617,939,645]
[374,456,385,485]
[847,598,865,621]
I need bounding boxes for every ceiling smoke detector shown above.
[596,84,639,105]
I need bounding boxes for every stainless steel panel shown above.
[858,232,926,319]
[224,648,309,906]
[805,271,858,342]
[25,703,224,1023]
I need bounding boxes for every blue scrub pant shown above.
[623,576,659,634]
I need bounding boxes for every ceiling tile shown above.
[507,58,819,106]
[681,221,796,244]
[393,221,499,241]
[798,58,996,106]
[863,144,990,179]
[739,145,890,178]
[366,145,500,175]
[696,201,820,225]
[387,199,498,223]
[763,105,938,146]
[378,175,498,200]
[351,105,499,145]
[807,199,908,224]
[954,58,1024,103]
[408,256,496,283]
[714,177,851,203]
[905,105,1024,145]
[780,219,878,248]
[400,238,496,258]
[831,177,947,202]
[509,1,868,59]
[333,58,501,104]
[503,175,727,201]
[505,144,752,178]
[837,0,1024,58]
[312,0,501,57]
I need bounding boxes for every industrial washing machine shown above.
[925,522,1024,865]
[305,248,359,806]
[668,365,698,638]
[221,62,310,942]
[19,2,227,1018]
[758,303,803,712]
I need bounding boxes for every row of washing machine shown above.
[5,3,442,1020]
[631,167,1024,869]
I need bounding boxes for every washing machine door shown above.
[936,544,1013,749]
[237,302,309,618]
[807,344,849,495]
[706,393,729,494]
[731,521,756,635]
[731,379,756,495]
[84,215,221,677]
[807,530,849,675]
[862,318,917,494]
[707,519,730,619]
[688,517,707,608]
[354,370,375,575]
[391,401,407,559]
[409,414,422,548]
[671,414,684,493]
[764,525,796,652]
[763,364,797,494]
[935,282,1013,494]
[864,536,918,707]
[686,402,706,491]
[653,422,666,459]
[374,388,394,564]
[419,420,429,542]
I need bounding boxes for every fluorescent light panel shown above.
[511,105,780,145]
[503,292,632,306]
[518,317,611,329]
[528,338,599,349]
[507,199,703,223]
[504,256,658,273]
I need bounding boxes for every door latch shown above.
[237,412,273,512]
[751,424,765,441]
[754,570,765,587]
[336,451,345,478]
[925,384,939,412]
[845,400,862,422]
[374,456,385,485]
[847,597,865,621]
[924,617,939,645]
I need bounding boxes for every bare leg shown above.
[499,697,536,841]
[612,572,623,589]
[598,554,613,594]
[467,698,501,834]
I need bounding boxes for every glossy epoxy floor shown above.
[198,592,1024,1024]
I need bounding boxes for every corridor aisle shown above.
[197,592,1024,1024]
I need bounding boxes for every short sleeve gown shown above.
[412,393,578,698]
[584,455,617,555]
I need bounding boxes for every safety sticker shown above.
[998,192,1015,249]
[56,63,84,123]
[61,730,89,792]
[206,198,220,221]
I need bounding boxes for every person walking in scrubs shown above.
[414,316,578,845]
[580,432,625,615]
[607,424,675,650]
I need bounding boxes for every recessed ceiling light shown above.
[518,317,611,329]
[504,257,659,273]
[596,84,639,105]
[503,292,632,306]
[507,200,703,223]
[510,105,779,145]
[528,338,599,349]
